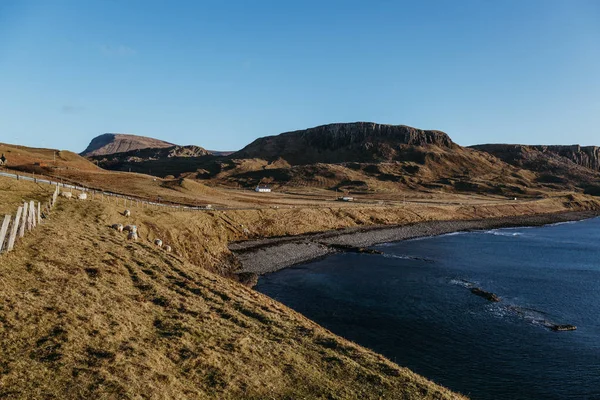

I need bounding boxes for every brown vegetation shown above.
[0,185,466,399]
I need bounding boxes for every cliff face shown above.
[544,145,600,171]
[472,144,600,172]
[233,122,455,165]
[81,133,175,157]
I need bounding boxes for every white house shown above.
[255,185,272,193]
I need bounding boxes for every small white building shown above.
[255,185,272,193]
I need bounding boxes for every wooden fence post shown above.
[37,202,41,225]
[7,207,22,251]
[30,200,36,229]
[19,202,28,237]
[0,215,11,253]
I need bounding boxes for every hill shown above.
[0,142,100,172]
[81,133,175,156]
[205,122,540,196]
[87,145,213,177]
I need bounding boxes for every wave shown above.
[545,220,580,227]
[449,278,476,288]
[483,230,523,237]
[438,231,467,237]
[383,254,434,263]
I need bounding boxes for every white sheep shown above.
[123,225,137,233]
[164,245,172,252]
[127,231,138,241]
[154,239,163,247]
[124,209,131,217]
[61,192,73,199]
[112,223,124,232]
[78,193,87,200]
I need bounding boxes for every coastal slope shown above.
[0,183,464,399]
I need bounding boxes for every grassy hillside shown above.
[0,142,99,172]
[0,191,465,399]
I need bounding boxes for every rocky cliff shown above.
[472,144,600,172]
[81,133,175,157]
[545,145,600,171]
[233,122,456,164]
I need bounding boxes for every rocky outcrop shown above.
[550,324,577,332]
[81,133,175,156]
[470,287,501,302]
[326,243,384,255]
[233,122,456,165]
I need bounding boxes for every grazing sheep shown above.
[78,193,87,200]
[61,192,73,199]
[164,245,172,252]
[124,209,131,217]
[123,225,137,233]
[112,223,124,232]
[154,239,163,247]
[127,231,138,241]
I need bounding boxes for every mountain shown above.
[79,123,600,197]
[232,122,455,164]
[81,133,175,156]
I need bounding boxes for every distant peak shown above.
[81,133,175,157]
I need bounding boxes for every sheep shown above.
[154,239,163,247]
[61,192,73,199]
[78,193,87,200]
[127,231,138,241]
[123,225,137,233]
[124,210,131,217]
[164,245,172,253]
[112,223,124,232]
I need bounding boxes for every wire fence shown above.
[0,171,214,211]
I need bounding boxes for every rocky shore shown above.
[231,211,599,276]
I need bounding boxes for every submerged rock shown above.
[550,324,577,332]
[470,287,501,302]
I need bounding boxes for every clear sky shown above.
[1,0,599,152]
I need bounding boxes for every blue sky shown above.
[1,0,599,152]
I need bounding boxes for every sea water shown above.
[256,217,600,400]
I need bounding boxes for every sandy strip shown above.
[232,211,599,275]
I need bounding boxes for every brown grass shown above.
[0,177,55,214]
[2,172,599,399]
[0,196,466,399]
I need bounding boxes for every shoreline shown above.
[231,210,599,276]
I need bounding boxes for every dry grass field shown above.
[0,184,467,399]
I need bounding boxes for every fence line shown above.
[0,171,214,212]
[0,185,59,255]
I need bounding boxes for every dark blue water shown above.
[256,218,600,400]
